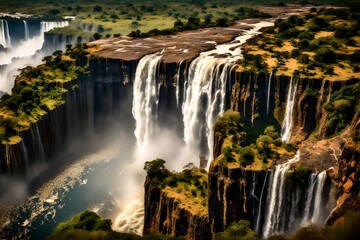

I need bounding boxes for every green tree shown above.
[238,147,255,167]
[264,126,279,140]
[315,47,336,63]
[215,220,257,240]
[256,135,273,152]
[94,5,102,12]
[144,159,170,178]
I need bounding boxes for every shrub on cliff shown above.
[214,110,244,138]
[238,147,255,167]
[285,164,312,189]
[324,82,360,136]
[144,159,170,179]
[315,47,336,63]
[48,211,143,240]
[215,220,257,240]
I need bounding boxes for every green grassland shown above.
[1,0,359,37]
[242,7,360,81]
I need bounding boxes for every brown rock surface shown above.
[88,19,264,63]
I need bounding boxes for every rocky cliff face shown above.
[326,133,360,225]
[230,71,355,142]
[144,178,211,240]
[0,57,134,175]
[208,165,269,235]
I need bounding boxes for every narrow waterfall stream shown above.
[23,20,29,40]
[266,71,273,115]
[281,76,298,142]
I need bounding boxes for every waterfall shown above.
[0,20,69,92]
[310,171,327,223]
[20,140,30,173]
[176,60,184,107]
[300,174,317,225]
[132,53,162,148]
[262,152,300,238]
[266,71,273,115]
[23,20,30,40]
[281,76,298,142]
[182,59,232,167]
[0,19,11,48]
[255,171,269,234]
[40,21,69,33]
[262,151,331,238]
[30,123,46,163]
[182,21,274,168]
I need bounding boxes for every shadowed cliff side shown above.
[143,159,211,240]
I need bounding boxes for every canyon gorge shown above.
[0,4,359,240]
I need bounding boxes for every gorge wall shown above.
[0,18,359,239]
[1,58,351,176]
[144,178,211,240]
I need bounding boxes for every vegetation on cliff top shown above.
[324,82,360,138]
[0,44,89,145]
[144,159,208,216]
[242,7,360,81]
[127,7,270,38]
[213,110,296,170]
[215,220,257,240]
[48,210,181,240]
[0,0,274,38]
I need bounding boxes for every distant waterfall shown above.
[281,76,298,142]
[132,53,162,148]
[182,21,274,169]
[262,152,330,238]
[0,19,69,92]
[23,20,30,40]
[0,19,11,48]
[266,71,273,115]
[40,21,69,33]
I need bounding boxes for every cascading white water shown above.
[0,20,69,92]
[280,76,298,142]
[182,21,274,169]
[310,171,327,223]
[23,20,29,40]
[262,152,300,237]
[132,53,162,148]
[300,174,317,226]
[0,20,69,65]
[262,152,330,238]
[266,71,273,115]
[176,60,184,107]
[0,19,11,48]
